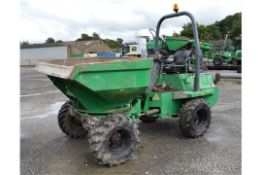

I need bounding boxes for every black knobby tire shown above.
[58,100,87,138]
[88,113,140,166]
[139,116,157,123]
[179,99,211,138]
[213,57,223,66]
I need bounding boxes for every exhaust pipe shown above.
[139,108,160,117]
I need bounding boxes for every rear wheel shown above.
[213,57,223,66]
[179,99,211,138]
[58,100,87,138]
[88,113,140,166]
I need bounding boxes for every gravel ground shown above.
[20,67,241,175]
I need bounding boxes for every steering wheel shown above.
[148,29,169,59]
[161,35,166,42]
[149,29,166,42]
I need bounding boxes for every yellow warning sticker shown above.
[153,94,160,100]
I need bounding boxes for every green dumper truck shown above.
[212,36,242,66]
[36,9,219,166]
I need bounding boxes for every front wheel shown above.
[57,100,87,138]
[88,113,140,166]
[179,99,211,138]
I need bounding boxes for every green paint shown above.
[165,36,191,51]
[234,50,241,61]
[71,53,84,58]
[43,58,218,121]
[147,36,190,52]
[147,40,162,50]
[49,58,154,113]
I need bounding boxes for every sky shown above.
[20,0,241,43]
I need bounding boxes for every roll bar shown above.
[154,11,201,91]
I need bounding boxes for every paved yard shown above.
[21,67,241,175]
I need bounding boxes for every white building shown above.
[20,41,113,65]
[21,44,68,65]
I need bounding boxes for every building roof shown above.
[20,43,67,49]
[20,40,112,53]
[68,40,112,53]
[68,40,98,50]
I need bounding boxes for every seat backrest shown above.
[173,49,191,65]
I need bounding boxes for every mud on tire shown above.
[88,113,140,166]
[58,100,87,138]
[179,98,211,138]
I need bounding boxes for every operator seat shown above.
[163,49,191,73]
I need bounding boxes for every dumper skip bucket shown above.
[35,57,154,113]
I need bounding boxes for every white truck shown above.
[121,36,148,58]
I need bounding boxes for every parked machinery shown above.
[36,4,219,166]
[121,36,148,58]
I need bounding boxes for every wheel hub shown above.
[193,109,207,127]
[194,114,204,126]
[109,131,123,149]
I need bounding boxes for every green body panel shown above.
[144,88,217,119]
[215,51,232,62]
[192,41,214,52]
[147,37,190,52]
[147,36,215,60]
[123,73,218,119]
[211,36,242,64]
[214,49,242,63]
[48,58,154,113]
[198,42,214,58]
[39,57,218,121]
[147,39,162,50]
[165,36,190,51]
[157,73,215,91]
[234,50,241,61]
[213,49,242,64]
[199,42,214,51]
[144,92,180,119]
[71,53,84,58]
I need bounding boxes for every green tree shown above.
[180,24,210,40]
[229,15,241,39]
[45,37,55,43]
[198,24,209,40]
[206,24,222,40]
[180,23,193,38]
[20,41,29,46]
[217,12,241,39]
[103,39,122,52]
[81,34,92,41]
[92,32,100,40]
[179,12,241,41]
[75,33,92,41]
[116,38,123,46]
[56,40,63,43]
